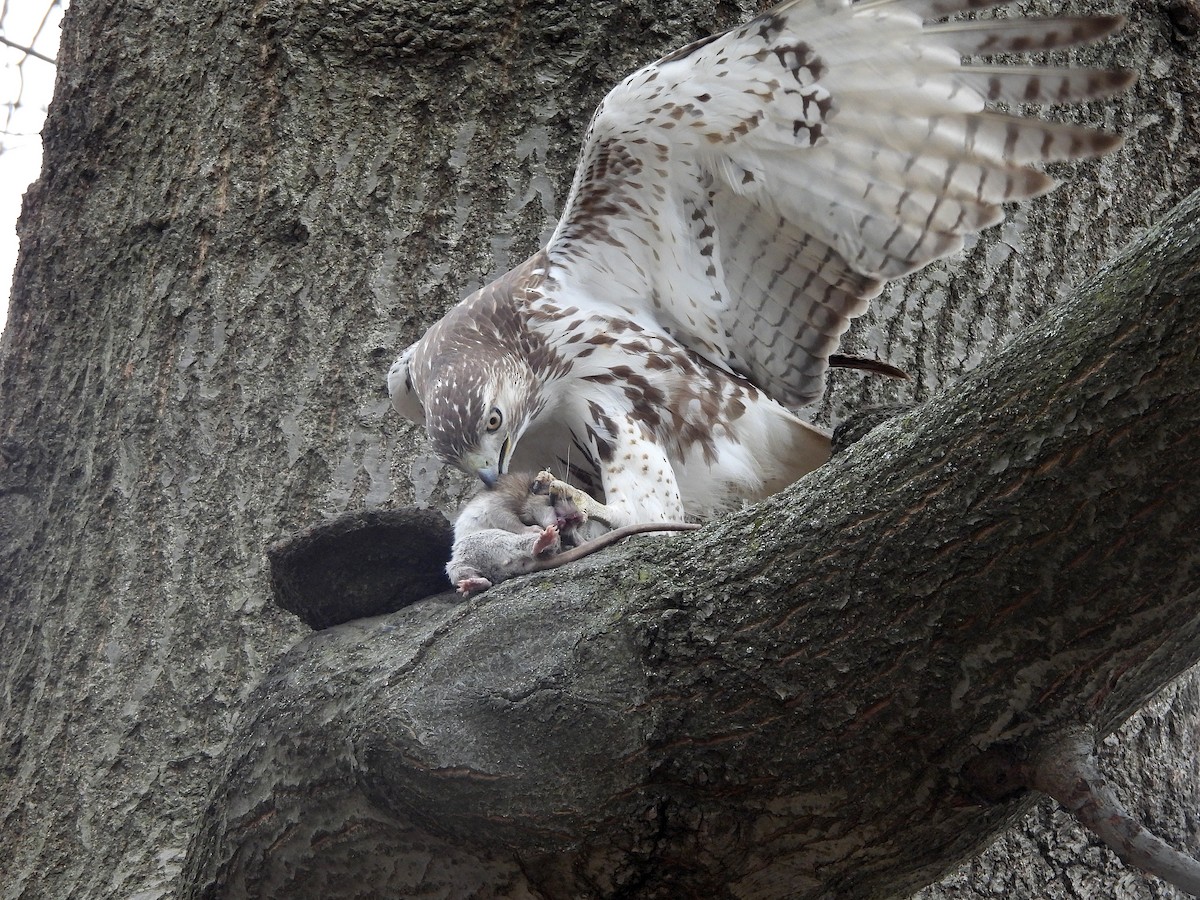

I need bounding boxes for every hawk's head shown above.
[424,357,543,487]
[390,262,560,487]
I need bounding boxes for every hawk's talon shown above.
[531,470,557,496]
[544,477,628,529]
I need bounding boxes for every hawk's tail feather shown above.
[757,412,833,499]
[829,353,910,381]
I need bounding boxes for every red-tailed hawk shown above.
[389,0,1132,528]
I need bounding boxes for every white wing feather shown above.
[543,0,1131,405]
[386,344,425,425]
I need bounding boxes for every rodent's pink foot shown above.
[457,576,492,596]
[533,524,560,557]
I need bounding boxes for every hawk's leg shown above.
[533,419,686,529]
[596,416,686,527]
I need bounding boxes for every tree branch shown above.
[0,34,56,65]
[1029,729,1200,896]
[182,188,1200,899]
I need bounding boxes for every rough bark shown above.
[919,674,1200,900]
[179,187,1200,898]
[0,0,1197,898]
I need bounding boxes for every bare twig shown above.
[0,34,55,65]
[1030,730,1200,897]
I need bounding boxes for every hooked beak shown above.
[465,434,512,488]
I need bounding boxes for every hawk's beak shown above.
[464,436,511,488]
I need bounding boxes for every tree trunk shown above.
[0,1,1197,899]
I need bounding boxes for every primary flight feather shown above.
[389,0,1132,528]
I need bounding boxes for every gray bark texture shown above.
[0,0,1196,898]
[183,188,1200,899]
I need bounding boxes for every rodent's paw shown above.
[533,524,561,557]
[457,576,492,597]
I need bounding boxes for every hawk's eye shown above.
[485,408,503,433]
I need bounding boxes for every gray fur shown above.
[447,471,697,596]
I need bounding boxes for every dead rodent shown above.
[447,472,697,596]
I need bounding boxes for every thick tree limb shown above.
[182,189,1200,898]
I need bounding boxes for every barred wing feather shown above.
[544,0,1132,406]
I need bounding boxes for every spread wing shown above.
[544,0,1133,406]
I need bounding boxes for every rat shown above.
[447,471,699,597]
